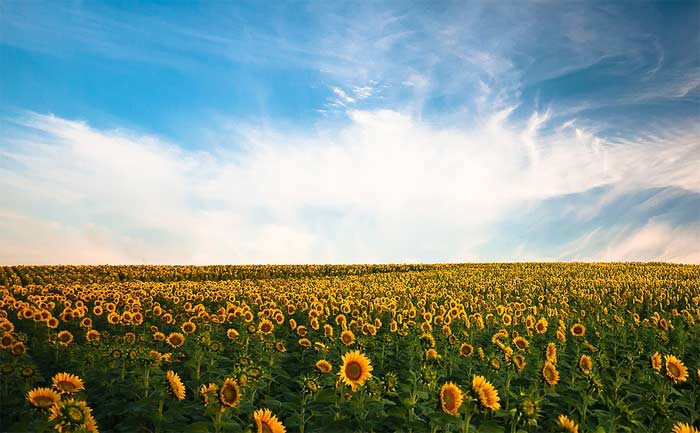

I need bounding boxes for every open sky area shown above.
[1,0,699,264]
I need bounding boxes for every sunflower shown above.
[420,333,436,348]
[557,415,579,433]
[219,378,241,409]
[275,341,286,353]
[107,313,120,325]
[459,343,474,357]
[426,348,441,361]
[546,342,557,364]
[502,314,512,326]
[304,377,319,394]
[52,372,85,394]
[570,323,586,337]
[340,330,355,346]
[513,336,529,351]
[253,408,286,433]
[671,422,699,433]
[0,319,14,333]
[513,354,526,371]
[86,329,100,342]
[472,375,500,411]
[227,328,239,340]
[535,318,548,334]
[651,352,662,371]
[11,341,26,356]
[323,324,334,338]
[439,382,463,416]
[542,361,559,386]
[27,387,60,409]
[166,332,185,349]
[166,370,186,400]
[519,398,541,425]
[48,399,99,433]
[578,354,592,375]
[199,383,219,406]
[181,321,197,335]
[0,333,14,348]
[338,351,373,392]
[243,311,254,323]
[298,338,312,348]
[316,359,332,374]
[259,319,274,335]
[665,355,689,383]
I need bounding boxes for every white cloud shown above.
[1,110,698,264]
[331,87,356,105]
[352,86,374,100]
[599,222,700,263]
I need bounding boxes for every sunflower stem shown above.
[299,393,307,433]
[155,397,164,433]
[194,348,202,380]
[212,411,223,433]
[462,409,473,433]
[144,365,150,398]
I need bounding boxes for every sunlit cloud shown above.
[1,108,697,264]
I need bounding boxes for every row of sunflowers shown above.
[1,263,699,432]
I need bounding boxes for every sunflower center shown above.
[222,386,237,402]
[668,363,680,377]
[66,407,84,423]
[58,381,76,392]
[345,361,362,381]
[443,391,455,410]
[35,396,54,408]
[544,366,556,381]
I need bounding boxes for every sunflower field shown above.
[1,263,699,433]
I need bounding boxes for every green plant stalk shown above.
[355,389,368,432]
[462,408,473,433]
[155,397,164,433]
[212,411,223,433]
[299,393,307,433]
[194,348,202,380]
[144,365,151,398]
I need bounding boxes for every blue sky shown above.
[1,0,699,264]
